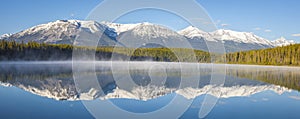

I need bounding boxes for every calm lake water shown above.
[1,62,300,119]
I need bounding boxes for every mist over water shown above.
[1,61,300,99]
[1,61,300,119]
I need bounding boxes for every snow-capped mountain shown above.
[179,26,283,46]
[0,33,12,39]
[1,20,117,46]
[0,20,297,52]
[117,22,189,48]
[271,37,295,47]
[178,26,290,52]
[178,26,214,41]
[211,29,274,45]
[101,21,140,35]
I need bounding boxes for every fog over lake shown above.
[1,61,300,119]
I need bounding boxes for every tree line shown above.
[0,40,211,62]
[226,44,300,66]
[1,40,299,66]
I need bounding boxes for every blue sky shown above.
[0,0,300,42]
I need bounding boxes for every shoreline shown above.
[0,61,299,68]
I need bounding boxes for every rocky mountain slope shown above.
[1,20,296,52]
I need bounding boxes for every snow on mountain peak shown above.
[179,26,297,48]
[178,26,210,38]
[0,33,12,39]
[131,23,179,38]
[179,26,297,51]
[101,21,140,35]
[3,20,298,52]
[139,22,152,25]
[115,23,189,48]
[2,20,116,44]
[272,37,295,46]
[20,19,102,36]
[179,26,274,46]
[101,21,161,35]
[211,29,273,45]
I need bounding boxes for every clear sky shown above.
[1,0,300,42]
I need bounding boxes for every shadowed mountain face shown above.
[1,20,296,52]
[0,62,298,101]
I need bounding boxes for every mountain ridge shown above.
[1,20,296,52]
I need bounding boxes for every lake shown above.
[1,61,300,119]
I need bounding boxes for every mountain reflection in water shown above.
[0,62,299,101]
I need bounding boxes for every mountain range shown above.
[0,20,296,52]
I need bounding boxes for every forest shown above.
[226,44,300,66]
[1,40,299,66]
[0,40,211,62]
